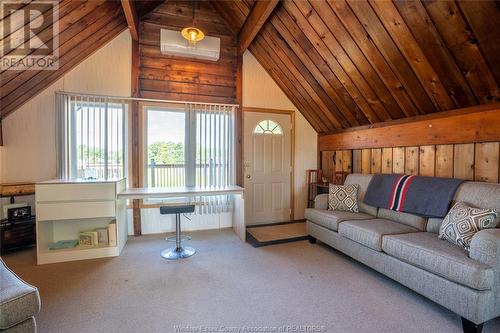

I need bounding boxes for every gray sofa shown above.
[306,174,500,333]
[0,259,40,332]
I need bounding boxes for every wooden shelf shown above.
[37,244,120,265]
[0,182,35,197]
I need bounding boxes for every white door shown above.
[243,112,292,225]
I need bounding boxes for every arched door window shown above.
[253,120,283,135]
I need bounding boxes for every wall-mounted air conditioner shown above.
[160,28,220,61]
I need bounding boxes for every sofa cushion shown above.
[454,181,500,210]
[305,208,374,231]
[382,232,495,290]
[427,218,443,234]
[344,174,378,216]
[0,260,40,329]
[338,218,420,251]
[377,208,427,231]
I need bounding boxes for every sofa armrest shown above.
[469,229,500,268]
[314,194,329,210]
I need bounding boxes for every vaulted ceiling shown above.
[212,0,500,134]
[1,0,499,135]
[0,0,162,119]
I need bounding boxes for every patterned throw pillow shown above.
[328,184,359,213]
[438,202,500,251]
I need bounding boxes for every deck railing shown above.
[147,161,229,187]
[76,162,228,188]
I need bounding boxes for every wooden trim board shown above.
[319,104,500,151]
[0,182,36,197]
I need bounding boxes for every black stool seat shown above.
[160,205,195,215]
[159,204,195,260]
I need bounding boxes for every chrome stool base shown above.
[159,205,196,261]
[161,246,196,260]
[166,235,191,242]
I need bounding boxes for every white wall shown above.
[242,51,318,220]
[1,30,132,183]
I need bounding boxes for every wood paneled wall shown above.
[322,142,500,183]
[139,0,237,104]
[320,106,500,183]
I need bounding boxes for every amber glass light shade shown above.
[181,27,205,45]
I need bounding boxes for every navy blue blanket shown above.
[364,174,463,218]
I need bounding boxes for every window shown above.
[254,120,283,134]
[146,107,186,187]
[56,93,127,179]
[144,103,235,189]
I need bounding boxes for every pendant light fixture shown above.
[181,2,205,46]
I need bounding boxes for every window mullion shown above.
[185,104,197,187]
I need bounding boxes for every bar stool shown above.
[159,204,196,260]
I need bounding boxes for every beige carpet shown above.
[3,228,500,333]
[247,222,307,242]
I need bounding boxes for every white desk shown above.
[118,186,246,240]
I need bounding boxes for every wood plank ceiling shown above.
[0,0,161,119]
[212,0,500,134]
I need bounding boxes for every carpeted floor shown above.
[3,228,500,333]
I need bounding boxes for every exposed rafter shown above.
[238,0,279,55]
[120,0,140,41]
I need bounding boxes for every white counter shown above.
[118,185,246,241]
[117,185,244,199]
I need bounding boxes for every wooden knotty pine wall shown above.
[319,105,500,183]
[322,142,500,183]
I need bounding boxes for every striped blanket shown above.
[363,174,463,218]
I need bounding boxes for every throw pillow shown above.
[328,184,359,213]
[438,202,500,251]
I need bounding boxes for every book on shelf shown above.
[108,220,117,247]
[48,240,78,250]
[79,231,98,247]
[95,227,109,245]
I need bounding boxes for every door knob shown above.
[246,174,251,179]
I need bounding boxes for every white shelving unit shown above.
[36,178,127,265]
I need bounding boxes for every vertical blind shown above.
[56,93,127,179]
[188,103,236,214]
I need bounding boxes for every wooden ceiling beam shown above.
[209,0,245,33]
[238,0,279,55]
[120,0,140,41]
